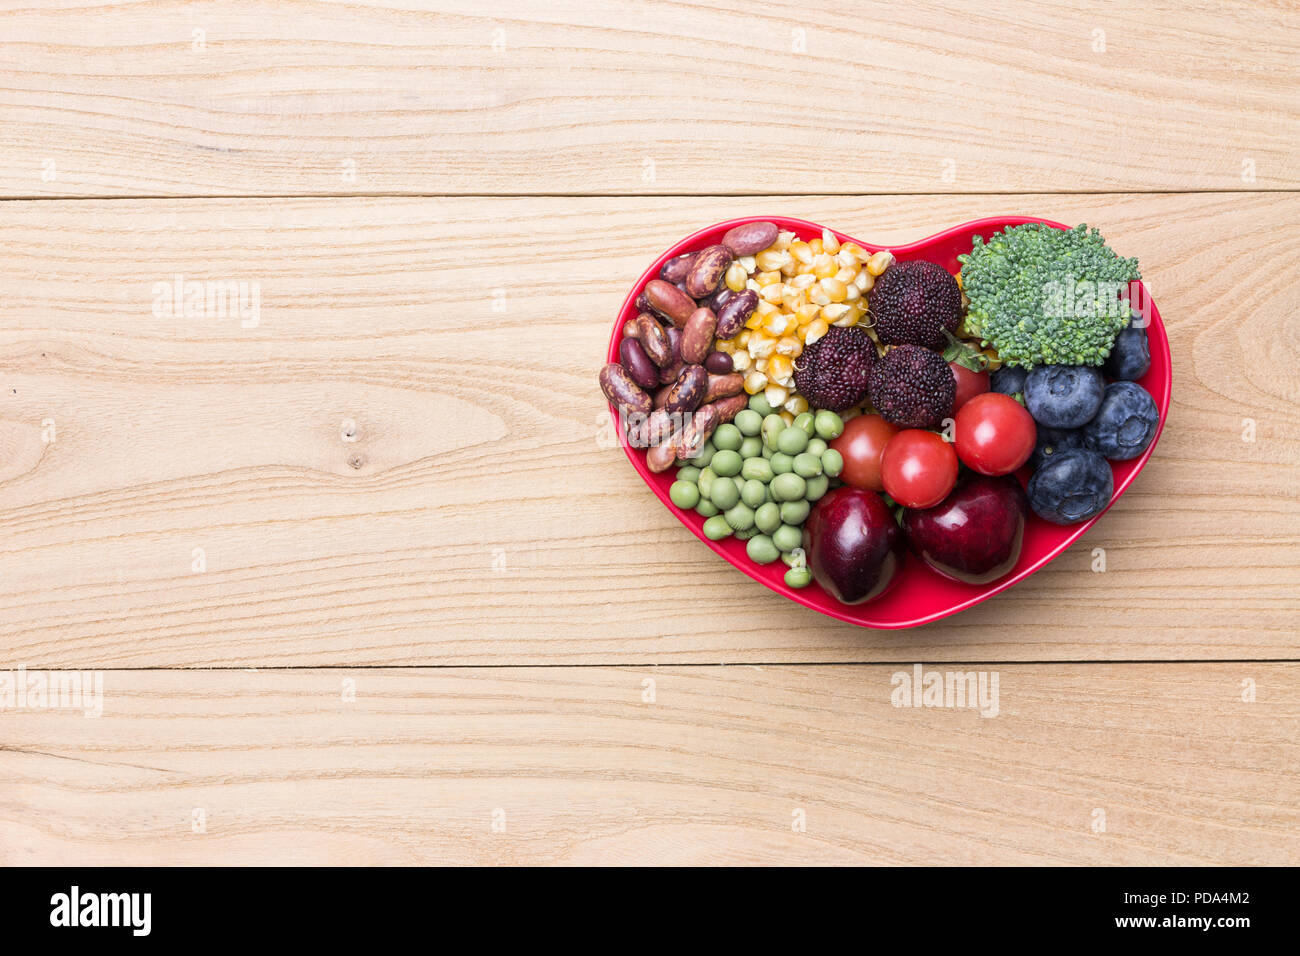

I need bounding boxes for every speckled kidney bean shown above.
[676,404,719,460]
[704,351,733,375]
[652,382,672,409]
[721,221,779,256]
[715,289,758,339]
[646,435,681,473]
[659,252,698,284]
[658,327,685,383]
[703,286,733,313]
[702,372,744,404]
[628,408,676,448]
[634,312,672,366]
[680,307,718,365]
[684,244,732,298]
[664,364,707,414]
[622,318,639,339]
[643,279,696,327]
[706,392,749,424]
[619,337,659,389]
[599,363,651,415]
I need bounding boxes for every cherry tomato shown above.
[830,414,898,491]
[880,430,959,509]
[948,361,990,412]
[953,392,1037,476]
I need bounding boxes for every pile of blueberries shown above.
[990,317,1158,525]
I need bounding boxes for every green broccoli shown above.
[957,223,1140,369]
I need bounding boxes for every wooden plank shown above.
[1,664,1295,865]
[0,0,1296,197]
[1,193,1297,667]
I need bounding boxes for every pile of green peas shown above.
[668,395,846,590]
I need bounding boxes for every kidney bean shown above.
[703,286,733,312]
[680,307,718,365]
[664,364,707,414]
[646,435,681,473]
[676,404,719,460]
[658,327,685,383]
[685,244,732,298]
[706,392,749,424]
[715,289,758,339]
[643,279,696,327]
[659,252,698,284]
[635,312,672,367]
[702,372,744,404]
[622,318,639,339]
[704,351,733,375]
[722,221,779,256]
[628,408,673,448]
[620,338,659,389]
[652,383,672,409]
[635,292,651,314]
[599,363,651,415]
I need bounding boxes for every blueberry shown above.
[1026,448,1113,525]
[990,365,1027,397]
[1024,365,1105,429]
[1028,426,1083,471]
[1103,323,1151,381]
[1083,381,1159,460]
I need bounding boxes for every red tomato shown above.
[953,392,1037,476]
[948,361,990,412]
[880,430,959,509]
[830,414,898,492]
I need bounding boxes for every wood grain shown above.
[1,192,1297,667]
[1,0,1296,197]
[2,664,1294,866]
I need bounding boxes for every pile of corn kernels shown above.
[713,229,894,421]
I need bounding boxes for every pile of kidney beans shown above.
[599,222,780,472]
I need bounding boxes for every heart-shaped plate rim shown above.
[608,216,1171,628]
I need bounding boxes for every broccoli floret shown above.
[957,223,1140,369]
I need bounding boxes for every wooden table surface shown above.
[1,0,1297,866]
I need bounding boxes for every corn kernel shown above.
[738,255,757,273]
[760,283,785,304]
[812,254,836,279]
[796,303,820,324]
[780,410,795,425]
[805,318,829,345]
[867,250,894,276]
[834,266,857,283]
[808,238,823,256]
[761,311,790,336]
[821,229,840,255]
[854,271,874,293]
[725,262,748,292]
[809,285,831,307]
[736,330,751,346]
[789,273,816,291]
[789,240,813,265]
[730,350,751,371]
[822,303,851,322]
[840,242,868,262]
[745,311,763,330]
[775,335,802,357]
[775,231,796,250]
[743,371,767,395]
[820,277,848,302]
[765,383,789,407]
[755,250,792,272]
[748,334,777,358]
[844,284,861,302]
[766,353,792,380]
[716,339,736,353]
[784,393,809,415]
[756,357,768,373]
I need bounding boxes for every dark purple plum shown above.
[902,475,1029,585]
[803,488,905,605]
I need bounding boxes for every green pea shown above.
[746,534,781,565]
[697,467,716,498]
[741,479,767,508]
[676,466,701,485]
[711,449,742,477]
[761,414,785,450]
[782,547,807,568]
[784,566,813,588]
[748,393,775,416]
[738,436,763,459]
[772,472,807,502]
[793,412,815,436]
[761,445,773,459]
[754,502,782,534]
[703,515,732,540]
[734,409,763,436]
[710,478,740,510]
[732,476,746,493]
[772,524,803,553]
[770,452,794,475]
[814,410,844,440]
[806,438,827,457]
[821,449,844,477]
[734,526,758,541]
[696,499,719,518]
[669,480,699,509]
[779,500,810,525]
[713,424,743,451]
[693,442,716,468]
[804,474,829,501]
[793,452,823,478]
[724,502,756,532]
[741,457,773,483]
[776,426,809,455]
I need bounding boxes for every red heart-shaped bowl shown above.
[608,216,1171,628]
